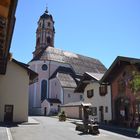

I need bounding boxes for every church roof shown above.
[49,66,79,88]
[57,73,77,88]
[49,66,76,79]
[31,47,107,75]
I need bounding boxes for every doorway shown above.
[115,97,130,122]
[4,105,13,122]
[99,106,104,122]
[44,107,47,116]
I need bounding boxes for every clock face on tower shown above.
[42,64,48,71]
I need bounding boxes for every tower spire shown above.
[45,3,48,13]
[33,5,55,58]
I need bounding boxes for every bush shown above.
[58,111,66,121]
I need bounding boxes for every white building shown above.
[28,8,107,115]
[0,59,37,122]
[75,72,112,122]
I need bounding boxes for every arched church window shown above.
[48,22,51,27]
[41,80,47,101]
[47,37,51,44]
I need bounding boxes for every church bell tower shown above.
[33,8,55,57]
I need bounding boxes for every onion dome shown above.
[40,8,53,21]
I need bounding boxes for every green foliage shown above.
[130,72,140,93]
[58,111,66,121]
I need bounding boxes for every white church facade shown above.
[28,8,107,115]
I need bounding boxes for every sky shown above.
[10,0,140,68]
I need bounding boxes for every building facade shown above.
[101,56,140,127]
[29,8,107,115]
[0,59,37,122]
[75,72,112,122]
[0,0,38,123]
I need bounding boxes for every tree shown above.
[130,71,140,94]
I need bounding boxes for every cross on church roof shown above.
[45,3,48,13]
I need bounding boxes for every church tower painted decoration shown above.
[33,8,55,58]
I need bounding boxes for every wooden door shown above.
[4,105,13,122]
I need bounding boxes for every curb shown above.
[6,128,13,140]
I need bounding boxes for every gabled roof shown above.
[12,59,38,84]
[100,56,140,84]
[57,73,77,88]
[47,98,61,104]
[49,66,78,88]
[85,72,104,81]
[31,47,107,75]
[49,66,76,79]
[75,72,103,93]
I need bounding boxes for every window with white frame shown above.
[87,89,94,98]
[105,106,108,113]
[99,85,107,96]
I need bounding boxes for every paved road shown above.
[0,126,8,140]
[10,117,139,140]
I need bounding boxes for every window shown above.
[47,37,51,44]
[105,106,108,113]
[68,94,71,98]
[80,95,83,100]
[118,79,126,94]
[48,22,51,27]
[42,64,48,71]
[99,85,107,96]
[91,107,97,116]
[87,89,94,98]
[41,80,47,101]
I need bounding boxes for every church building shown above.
[28,8,107,115]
